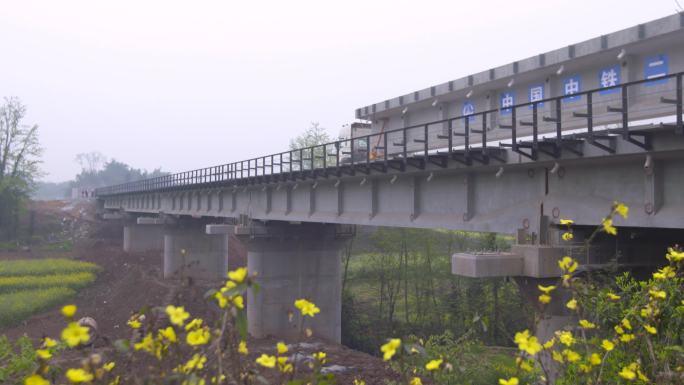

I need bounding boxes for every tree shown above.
[0,97,42,239]
[288,122,333,171]
[72,158,167,188]
[288,122,331,150]
[75,151,107,173]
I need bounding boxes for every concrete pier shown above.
[163,225,230,279]
[241,222,353,343]
[123,224,164,253]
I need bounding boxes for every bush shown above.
[0,259,100,277]
[393,332,519,385]
[503,203,684,385]
[0,272,96,293]
[0,287,76,327]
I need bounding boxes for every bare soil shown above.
[0,200,397,384]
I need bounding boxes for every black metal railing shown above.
[96,72,683,196]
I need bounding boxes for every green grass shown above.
[0,258,100,277]
[0,272,96,293]
[0,287,77,327]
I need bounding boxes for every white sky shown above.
[1,0,679,182]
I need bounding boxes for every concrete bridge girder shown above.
[104,149,684,239]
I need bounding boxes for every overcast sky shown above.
[1,0,679,182]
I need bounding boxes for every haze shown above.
[0,0,677,182]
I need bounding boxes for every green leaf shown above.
[236,311,248,340]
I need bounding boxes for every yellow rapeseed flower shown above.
[314,352,327,363]
[425,358,442,370]
[538,294,551,304]
[238,340,248,355]
[35,349,52,360]
[294,298,320,317]
[543,338,555,349]
[61,322,90,348]
[134,333,154,353]
[214,291,227,308]
[409,377,422,385]
[666,247,684,262]
[559,219,574,225]
[619,334,635,343]
[558,331,575,347]
[621,318,632,330]
[186,328,210,346]
[184,354,207,371]
[127,318,141,329]
[277,342,288,354]
[640,306,653,318]
[649,289,667,300]
[65,368,94,383]
[653,266,676,280]
[602,218,617,235]
[566,299,578,310]
[615,325,625,335]
[537,284,556,294]
[61,304,77,318]
[590,353,602,366]
[618,366,636,380]
[579,319,596,329]
[562,232,573,241]
[227,267,248,283]
[165,305,190,326]
[103,362,115,371]
[498,377,519,385]
[552,351,564,363]
[558,256,578,273]
[601,339,615,351]
[614,202,629,219]
[24,374,49,385]
[42,337,57,348]
[256,354,276,368]
[606,292,621,300]
[381,338,401,361]
[514,330,542,356]
[563,349,581,362]
[185,318,203,331]
[233,295,244,309]
[644,324,657,335]
[159,326,177,343]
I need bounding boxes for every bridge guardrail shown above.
[96,72,683,197]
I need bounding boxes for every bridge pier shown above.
[239,222,353,343]
[123,223,164,253]
[162,224,232,280]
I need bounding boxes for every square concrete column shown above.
[123,224,164,253]
[163,226,230,280]
[241,223,351,343]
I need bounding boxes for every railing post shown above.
[448,120,453,153]
[622,84,629,139]
[423,125,428,159]
[677,73,683,135]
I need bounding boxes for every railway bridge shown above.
[97,14,684,343]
